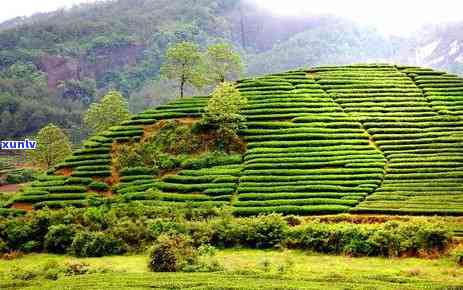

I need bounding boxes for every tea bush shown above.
[88,181,110,191]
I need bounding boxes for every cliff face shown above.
[36,55,79,89]
[36,43,146,90]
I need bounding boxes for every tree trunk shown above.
[180,76,185,98]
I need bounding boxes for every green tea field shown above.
[4,64,463,217]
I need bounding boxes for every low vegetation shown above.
[0,205,456,260]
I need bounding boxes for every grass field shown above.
[1,249,462,289]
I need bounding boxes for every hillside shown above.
[4,64,463,216]
[0,0,400,139]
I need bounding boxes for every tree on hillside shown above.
[84,90,131,134]
[56,78,97,105]
[202,82,247,151]
[29,124,72,169]
[205,43,243,85]
[160,42,204,98]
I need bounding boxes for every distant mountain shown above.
[408,23,463,74]
[245,18,399,75]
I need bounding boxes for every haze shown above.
[1,0,462,36]
[250,0,463,36]
[0,0,95,22]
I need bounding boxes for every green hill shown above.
[6,64,463,216]
[0,0,397,139]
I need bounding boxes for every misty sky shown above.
[1,0,462,36]
[251,0,463,35]
[0,0,94,22]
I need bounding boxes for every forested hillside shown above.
[0,0,400,139]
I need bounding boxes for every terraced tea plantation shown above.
[5,64,463,216]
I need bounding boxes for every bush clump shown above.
[148,233,197,272]
[286,221,451,257]
[70,231,127,257]
[44,224,77,254]
[0,205,453,260]
[3,169,39,185]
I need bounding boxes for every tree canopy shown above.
[29,124,72,169]
[204,82,246,131]
[205,43,243,84]
[160,42,205,98]
[84,91,131,134]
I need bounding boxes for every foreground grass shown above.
[1,249,462,289]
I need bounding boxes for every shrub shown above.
[246,214,288,248]
[70,231,127,257]
[109,219,154,250]
[11,266,39,281]
[367,222,411,257]
[284,215,302,226]
[64,261,90,275]
[202,82,247,152]
[44,224,76,253]
[210,214,288,248]
[286,221,451,257]
[5,169,38,184]
[2,219,34,251]
[82,207,114,231]
[415,223,451,252]
[41,260,65,280]
[149,219,187,239]
[148,233,197,272]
